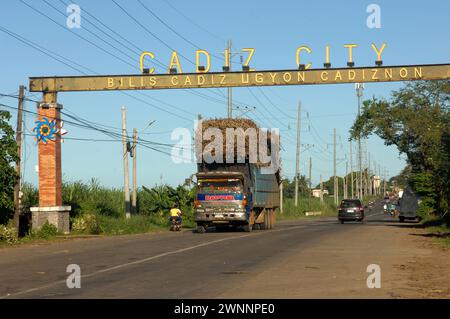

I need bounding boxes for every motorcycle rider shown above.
[169,203,182,225]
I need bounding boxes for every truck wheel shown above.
[271,210,276,229]
[262,210,270,230]
[267,210,273,230]
[340,220,344,224]
[196,224,206,233]
[399,216,405,223]
[243,223,253,232]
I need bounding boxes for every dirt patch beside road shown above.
[218,217,450,299]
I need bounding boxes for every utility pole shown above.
[368,152,372,196]
[132,128,137,215]
[280,179,283,214]
[121,106,131,219]
[336,177,339,204]
[350,141,354,198]
[320,175,324,204]
[345,161,348,199]
[13,85,25,233]
[294,102,302,207]
[355,83,364,200]
[308,157,312,199]
[333,128,337,205]
[227,39,233,119]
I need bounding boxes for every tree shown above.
[282,176,309,198]
[320,176,344,196]
[0,110,18,224]
[350,80,450,218]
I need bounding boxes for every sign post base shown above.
[30,206,71,235]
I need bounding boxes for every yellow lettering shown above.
[335,71,342,81]
[184,76,192,85]
[371,43,387,61]
[220,75,227,85]
[196,50,211,73]
[283,72,292,82]
[399,68,408,78]
[128,77,135,88]
[325,45,330,64]
[197,75,206,85]
[269,73,277,82]
[371,69,379,80]
[107,78,114,88]
[241,73,249,84]
[139,52,155,74]
[384,69,393,79]
[171,76,179,86]
[348,70,356,80]
[296,46,312,69]
[255,73,264,83]
[297,72,305,82]
[242,48,256,71]
[149,77,156,86]
[168,51,183,74]
[414,67,423,78]
[344,44,358,63]
[224,48,230,67]
[320,71,329,81]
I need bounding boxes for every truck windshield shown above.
[198,179,243,194]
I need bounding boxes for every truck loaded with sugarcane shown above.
[194,118,281,233]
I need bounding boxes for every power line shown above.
[111,0,195,66]
[18,0,137,69]
[163,0,226,44]
[57,0,141,56]
[42,0,137,62]
[0,25,194,122]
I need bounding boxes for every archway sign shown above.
[28,62,450,233]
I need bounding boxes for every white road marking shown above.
[2,222,315,298]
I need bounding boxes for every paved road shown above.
[0,201,447,298]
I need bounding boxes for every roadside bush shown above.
[31,221,58,239]
[97,215,166,235]
[0,222,18,244]
[72,213,102,235]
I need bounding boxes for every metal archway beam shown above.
[30,63,450,93]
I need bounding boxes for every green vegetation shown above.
[351,80,450,221]
[278,196,337,220]
[0,110,18,225]
[0,221,18,244]
[420,217,450,247]
[0,180,197,244]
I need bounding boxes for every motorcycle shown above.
[169,217,182,232]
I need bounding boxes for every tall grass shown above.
[19,180,196,236]
[279,196,337,219]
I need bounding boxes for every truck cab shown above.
[194,172,251,232]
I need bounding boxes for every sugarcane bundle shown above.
[195,118,279,166]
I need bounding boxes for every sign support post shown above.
[30,92,71,234]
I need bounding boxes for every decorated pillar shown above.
[30,93,71,234]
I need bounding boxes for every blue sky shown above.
[0,0,449,188]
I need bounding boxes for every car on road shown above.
[338,199,365,224]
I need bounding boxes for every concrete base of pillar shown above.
[30,206,71,235]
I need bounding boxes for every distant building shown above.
[312,189,329,198]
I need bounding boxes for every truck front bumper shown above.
[195,210,247,223]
